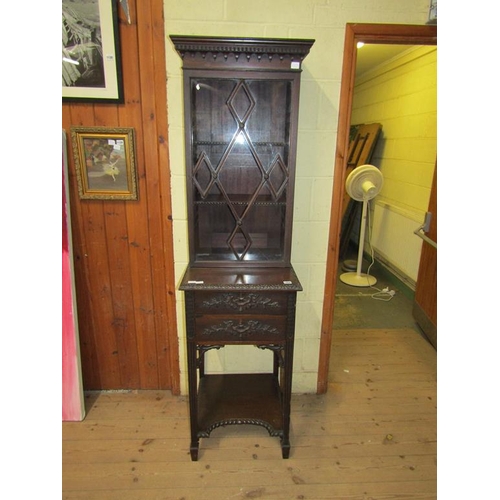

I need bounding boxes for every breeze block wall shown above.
[164,0,430,394]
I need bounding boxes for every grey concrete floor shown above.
[333,256,423,334]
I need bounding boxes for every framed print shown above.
[62,0,124,103]
[71,127,138,200]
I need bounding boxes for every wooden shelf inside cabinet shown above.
[173,35,312,460]
[194,195,287,206]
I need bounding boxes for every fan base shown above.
[342,259,358,272]
[339,272,377,287]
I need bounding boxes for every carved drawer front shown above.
[195,315,286,342]
[195,292,287,315]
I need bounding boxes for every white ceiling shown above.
[355,44,413,78]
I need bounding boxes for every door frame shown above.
[317,23,437,394]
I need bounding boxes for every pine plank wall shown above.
[62,0,180,393]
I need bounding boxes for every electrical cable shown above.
[364,199,396,302]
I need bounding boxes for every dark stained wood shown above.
[318,23,437,395]
[62,0,179,392]
[180,267,301,460]
[171,36,314,268]
[198,374,283,432]
[173,36,311,459]
[169,35,314,71]
[180,266,302,290]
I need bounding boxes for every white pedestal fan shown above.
[340,164,384,287]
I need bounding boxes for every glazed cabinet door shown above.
[184,72,301,266]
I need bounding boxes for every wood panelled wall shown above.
[62,0,179,393]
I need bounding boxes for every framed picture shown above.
[62,0,123,103]
[71,127,138,200]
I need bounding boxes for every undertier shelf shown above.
[197,373,284,437]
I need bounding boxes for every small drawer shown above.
[195,315,286,342]
[195,291,287,315]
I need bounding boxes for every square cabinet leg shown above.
[190,440,199,461]
[281,439,290,459]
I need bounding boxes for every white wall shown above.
[164,0,431,394]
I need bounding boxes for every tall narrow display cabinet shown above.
[171,35,314,461]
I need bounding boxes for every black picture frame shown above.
[62,0,124,103]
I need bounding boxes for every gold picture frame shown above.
[71,127,138,200]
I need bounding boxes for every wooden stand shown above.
[180,267,301,460]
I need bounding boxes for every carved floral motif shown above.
[201,293,281,311]
[201,319,280,338]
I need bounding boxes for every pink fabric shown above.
[62,142,85,421]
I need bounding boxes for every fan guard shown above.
[346,164,383,201]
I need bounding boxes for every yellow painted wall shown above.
[352,46,437,213]
[164,0,431,394]
[351,46,437,283]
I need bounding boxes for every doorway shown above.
[317,23,437,394]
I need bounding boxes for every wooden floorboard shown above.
[63,328,437,499]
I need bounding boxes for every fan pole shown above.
[340,198,377,287]
[356,199,368,275]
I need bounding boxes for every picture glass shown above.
[83,136,128,191]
